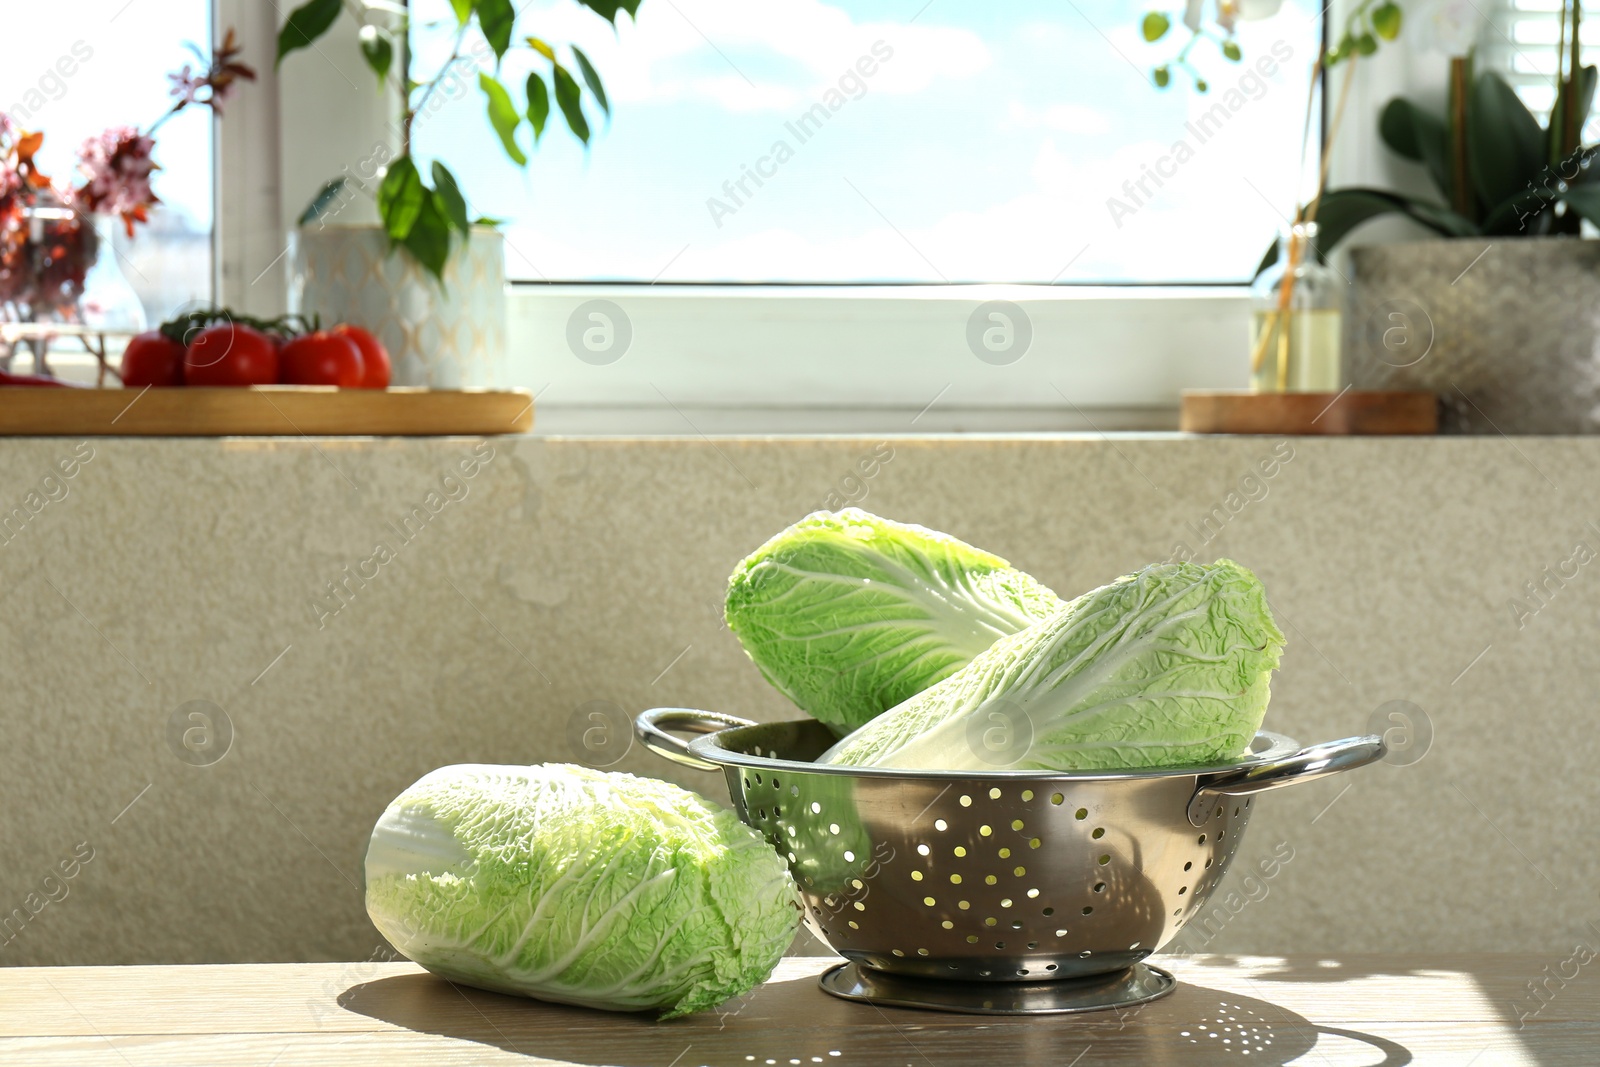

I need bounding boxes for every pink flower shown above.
[76,126,160,235]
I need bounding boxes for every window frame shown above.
[232,0,1433,432]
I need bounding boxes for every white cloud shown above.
[536,0,990,113]
[1004,101,1113,136]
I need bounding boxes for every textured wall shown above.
[0,434,1591,966]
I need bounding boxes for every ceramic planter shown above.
[1347,238,1600,433]
[291,225,507,387]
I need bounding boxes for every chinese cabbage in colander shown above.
[725,509,1063,736]
[820,559,1285,772]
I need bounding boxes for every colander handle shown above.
[1187,734,1386,827]
[635,707,758,771]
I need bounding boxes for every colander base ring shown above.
[818,961,1176,1015]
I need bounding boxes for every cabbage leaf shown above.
[725,508,1063,735]
[365,763,799,1018]
[819,559,1284,771]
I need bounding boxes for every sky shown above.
[410,0,1325,284]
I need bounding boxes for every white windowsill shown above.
[508,284,1252,435]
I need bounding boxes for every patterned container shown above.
[1347,237,1600,433]
[290,225,507,387]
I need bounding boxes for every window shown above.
[411,0,1324,285]
[1492,0,1600,139]
[0,2,214,326]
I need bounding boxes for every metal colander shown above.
[637,708,1384,1014]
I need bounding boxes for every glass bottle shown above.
[1249,220,1342,393]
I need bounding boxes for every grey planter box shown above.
[1347,237,1600,433]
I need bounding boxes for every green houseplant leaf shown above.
[1252,189,1479,279]
[403,193,454,281]
[1549,64,1598,162]
[449,0,475,23]
[571,46,609,115]
[276,0,342,67]
[377,157,426,243]
[359,26,394,84]
[1557,183,1600,229]
[431,162,471,237]
[574,0,642,22]
[526,72,550,139]
[479,72,528,164]
[297,178,347,227]
[1379,97,1452,204]
[552,65,590,143]
[1468,72,1546,212]
[477,0,517,60]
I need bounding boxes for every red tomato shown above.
[120,331,185,387]
[184,323,278,387]
[279,330,365,388]
[332,324,390,389]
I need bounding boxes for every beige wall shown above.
[0,434,1592,966]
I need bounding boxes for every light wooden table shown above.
[0,954,1588,1065]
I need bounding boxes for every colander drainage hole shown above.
[995,941,1006,950]
[1097,854,1111,865]
[1184,861,1193,871]
[1055,929,1069,937]
[791,785,799,796]
[959,794,972,807]
[1093,882,1106,893]
[917,844,930,856]
[754,774,762,785]
[979,969,992,977]
[1091,827,1105,839]
[1179,886,1188,895]
[1051,793,1065,806]
[1045,963,1058,971]
[989,788,1002,799]
[892,949,904,957]
[966,935,980,944]
[917,948,929,957]
[1079,950,1093,959]
[828,823,840,834]
[934,819,948,831]
[1042,907,1055,916]
[1011,921,1023,930]
[1075,807,1088,820]
[1082,906,1094,915]
[1026,940,1039,949]
[1021,790,1034,802]
[1197,833,1207,844]
[771,777,780,789]
[1016,968,1028,976]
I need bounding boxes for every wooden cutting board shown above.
[0,387,534,436]
[1181,389,1437,435]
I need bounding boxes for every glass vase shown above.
[1249,220,1342,393]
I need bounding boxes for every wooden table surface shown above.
[0,954,1587,1066]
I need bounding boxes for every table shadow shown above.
[338,969,1412,1067]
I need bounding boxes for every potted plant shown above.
[277,0,637,386]
[1278,1,1600,432]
